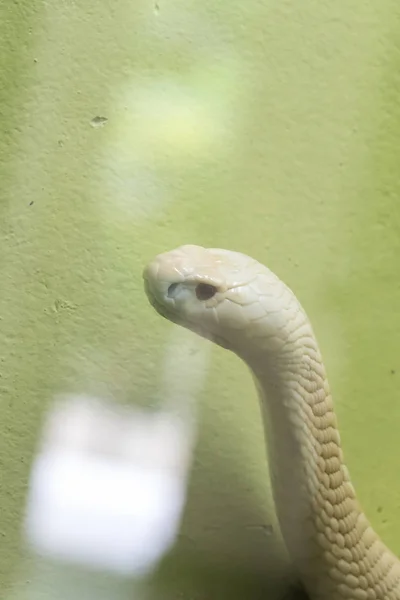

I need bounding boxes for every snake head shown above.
[143,244,305,356]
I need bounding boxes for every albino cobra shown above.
[143,244,400,600]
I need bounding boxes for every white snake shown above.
[143,244,400,600]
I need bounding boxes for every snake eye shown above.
[195,283,217,301]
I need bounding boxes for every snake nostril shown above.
[195,283,217,301]
[167,283,180,298]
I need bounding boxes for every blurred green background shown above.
[1,0,400,598]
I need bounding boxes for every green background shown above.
[1,1,400,598]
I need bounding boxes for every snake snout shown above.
[142,259,159,286]
[143,259,165,303]
[143,257,185,308]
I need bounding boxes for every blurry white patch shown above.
[100,61,241,223]
[24,398,189,576]
[23,329,210,578]
[112,77,232,164]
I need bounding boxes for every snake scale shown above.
[143,244,400,599]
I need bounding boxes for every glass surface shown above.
[1,1,399,598]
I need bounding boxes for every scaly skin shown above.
[143,244,400,599]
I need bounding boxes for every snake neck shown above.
[243,332,400,599]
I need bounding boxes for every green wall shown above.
[1,1,400,598]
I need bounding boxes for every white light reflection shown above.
[101,53,242,223]
[25,397,185,576]
[20,328,210,588]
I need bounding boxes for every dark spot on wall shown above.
[90,116,108,128]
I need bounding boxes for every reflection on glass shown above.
[9,328,209,599]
